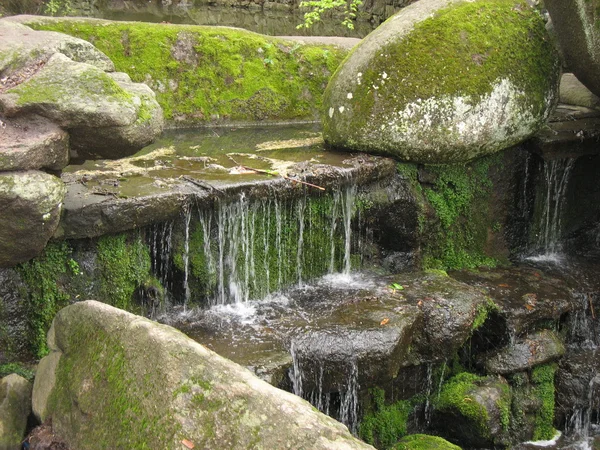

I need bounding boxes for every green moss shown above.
[17,242,75,358]
[531,363,557,440]
[393,434,462,450]
[472,298,498,332]
[348,0,557,128]
[0,362,35,381]
[97,233,151,312]
[435,373,489,437]
[29,20,347,125]
[49,324,179,449]
[359,387,413,449]
[421,153,503,271]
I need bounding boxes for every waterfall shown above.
[342,185,356,275]
[533,158,575,257]
[182,205,192,310]
[149,220,174,301]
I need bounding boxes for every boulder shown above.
[0,171,65,268]
[433,373,511,448]
[0,114,69,171]
[545,0,600,97]
[33,300,373,449]
[560,73,600,109]
[0,53,163,159]
[323,0,560,163]
[483,330,565,375]
[0,374,32,450]
[0,19,114,78]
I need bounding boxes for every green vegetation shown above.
[297,0,363,30]
[29,20,347,126]
[531,364,557,440]
[97,233,152,312]
[472,298,498,332]
[359,388,413,449]
[17,242,76,358]
[0,363,35,381]
[393,434,461,450]
[420,154,502,271]
[348,0,558,120]
[435,373,489,437]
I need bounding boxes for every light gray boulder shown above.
[0,374,32,450]
[323,0,560,163]
[0,171,65,267]
[560,73,600,109]
[33,300,373,450]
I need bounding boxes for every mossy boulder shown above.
[0,114,69,171]
[0,374,32,450]
[393,434,462,450]
[545,0,600,97]
[0,171,65,268]
[323,0,560,163]
[34,301,374,449]
[433,373,511,448]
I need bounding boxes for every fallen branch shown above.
[227,156,325,191]
[181,175,225,194]
[590,294,596,320]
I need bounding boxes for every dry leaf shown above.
[498,283,510,288]
[525,304,535,311]
[380,318,390,326]
[417,300,423,307]
[182,439,195,449]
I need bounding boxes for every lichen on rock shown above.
[323,0,560,163]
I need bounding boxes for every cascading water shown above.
[531,158,575,259]
[149,220,174,301]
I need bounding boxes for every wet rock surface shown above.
[0,269,29,363]
[0,171,65,268]
[483,330,565,375]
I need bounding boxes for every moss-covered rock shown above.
[12,16,348,127]
[433,372,511,448]
[546,0,600,97]
[0,374,32,450]
[323,0,560,163]
[393,434,462,450]
[34,300,374,449]
[0,171,65,268]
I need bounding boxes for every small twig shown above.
[227,156,325,191]
[181,175,225,193]
[589,294,596,320]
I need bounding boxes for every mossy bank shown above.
[17,16,349,127]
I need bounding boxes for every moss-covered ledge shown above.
[8,15,349,127]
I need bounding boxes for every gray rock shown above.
[35,300,373,449]
[32,351,61,423]
[0,53,138,128]
[545,0,600,97]
[0,171,65,267]
[484,330,565,375]
[0,374,32,450]
[560,73,600,109]
[323,0,560,163]
[0,18,114,77]
[0,114,69,171]
[0,269,29,363]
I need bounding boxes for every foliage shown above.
[17,242,76,358]
[0,363,35,382]
[359,388,413,449]
[531,364,557,440]
[421,154,502,270]
[297,0,363,30]
[42,0,73,16]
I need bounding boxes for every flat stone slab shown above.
[56,125,397,239]
[451,266,576,336]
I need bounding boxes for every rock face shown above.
[0,374,32,450]
[483,330,565,375]
[545,0,600,97]
[33,300,373,450]
[560,73,600,109]
[323,0,560,163]
[0,114,69,172]
[0,171,65,268]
